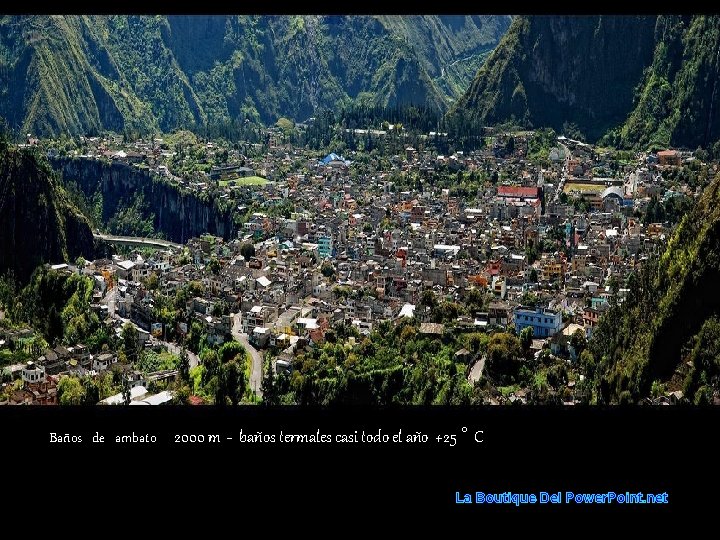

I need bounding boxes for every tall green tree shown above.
[213,358,247,406]
[520,326,534,353]
[261,356,278,406]
[570,329,587,357]
[486,332,523,384]
[121,323,140,362]
[240,242,256,261]
[82,376,100,405]
[179,345,190,382]
[201,348,220,386]
[207,257,221,274]
[58,376,85,405]
[46,305,64,346]
[219,340,245,363]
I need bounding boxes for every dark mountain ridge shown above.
[0,15,510,137]
[451,15,720,151]
[0,142,94,282]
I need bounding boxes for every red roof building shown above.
[497,186,540,199]
[657,150,681,166]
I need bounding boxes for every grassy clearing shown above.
[220,176,268,187]
[564,182,604,194]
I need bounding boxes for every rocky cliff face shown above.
[450,16,657,141]
[0,145,94,281]
[452,15,720,151]
[619,15,720,150]
[52,157,237,243]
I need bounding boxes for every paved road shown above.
[101,289,255,387]
[101,287,198,369]
[94,233,182,250]
[100,287,116,317]
[554,141,571,203]
[161,339,200,369]
[468,355,486,385]
[231,313,263,398]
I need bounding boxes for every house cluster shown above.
[0,322,119,404]
[12,129,700,393]
[0,314,179,405]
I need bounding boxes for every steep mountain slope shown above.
[590,170,720,403]
[376,15,510,100]
[450,16,657,141]
[0,16,152,136]
[451,15,720,150]
[619,15,720,150]
[0,15,510,136]
[0,141,95,282]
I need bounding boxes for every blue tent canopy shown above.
[321,152,346,165]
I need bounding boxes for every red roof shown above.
[309,329,325,344]
[497,186,540,199]
[657,150,679,157]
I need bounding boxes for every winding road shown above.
[101,287,199,369]
[102,288,259,394]
[94,233,183,251]
[161,339,200,369]
[232,313,263,398]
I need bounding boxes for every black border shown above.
[3,11,719,519]
[4,405,714,517]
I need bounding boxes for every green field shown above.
[220,176,268,187]
[564,182,604,194]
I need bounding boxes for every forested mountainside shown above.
[0,15,510,137]
[589,170,720,404]
[0,142,94,282]
[451,15,720,151]
[617,15,720,150]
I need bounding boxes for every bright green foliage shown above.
[2,266,103,348]
[486,332,524,385]
[276,319,474,405]
[682,317,720,404]
[451,15,720,151]
[136,350,179,373]
[57,375,85,405]
[619,16,720,150]
[187,339,249,404]
[590,171,720,402]
[520,327,533,352]
[121,323,139,362]
[107,193,157,238]
[218,340,246,364]
[526,128,557,164]
[0,15,509,137]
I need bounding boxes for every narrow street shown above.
[468,355,486,385]
[160,339,200,369]
[231,313,263,398]
[555,140,571,202]
[102,287,199,369]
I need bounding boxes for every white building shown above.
[22,361,45,384]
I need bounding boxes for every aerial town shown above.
[0,123,709,406]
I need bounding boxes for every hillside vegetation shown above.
[451,15,720,152]
[0,140,94,282]
[0,15,510,137]
[589,170,720,403]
